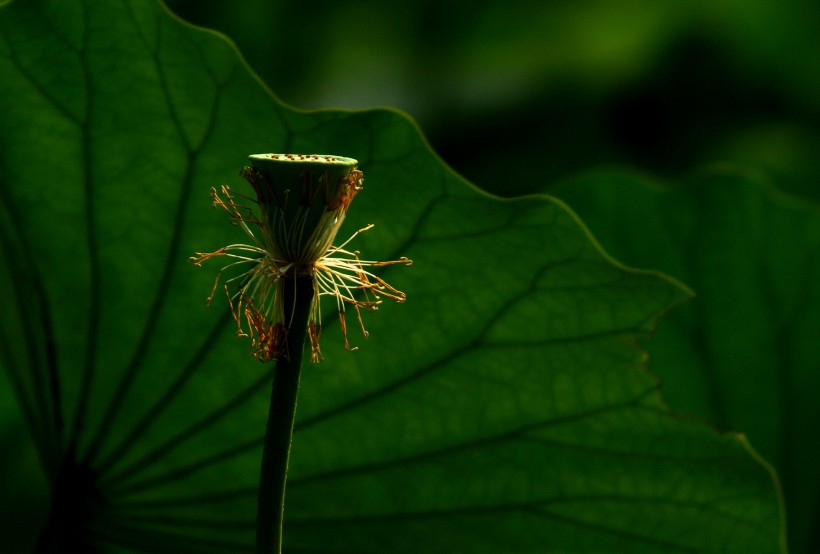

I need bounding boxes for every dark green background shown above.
[167,0,820,200]
[163,1,820,551]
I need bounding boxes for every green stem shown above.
[256,274,314,554]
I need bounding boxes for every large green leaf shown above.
[554,169,820,553]
[0,1,784,552]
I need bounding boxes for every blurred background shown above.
[165,0,820,200]
[160,1,820,551]
[2,1,818,552]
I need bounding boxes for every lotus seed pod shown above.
[242,153,362,267]
[190,153,410,363]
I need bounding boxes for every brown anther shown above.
[308,322,323,363]
[338,312,358,351]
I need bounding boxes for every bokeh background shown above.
[166,0,820,200]
[161,1,820,551]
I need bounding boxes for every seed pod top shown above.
[242,153,362,267]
